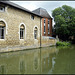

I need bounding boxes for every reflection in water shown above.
[52,57,56,69]
[34,57,38,70]
[0,45,75,74]
[0,65,5,74]
[20,60,25,74]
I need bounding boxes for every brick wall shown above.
[42,18,52,37]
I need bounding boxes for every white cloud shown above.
[11,1,75,15]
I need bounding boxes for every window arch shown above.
[0,21,6,39]
[20,24,25,39]
[34,27,38,39]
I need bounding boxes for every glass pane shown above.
[44,26,45,32]
[0,28,1,39]
[20,29,24,39]
[31,15,34,20]
[2,28,4,39]
[0,6,5,12]
[48,20,49,24]
[44,19,45,23]
[34,30,37,39]
[22,30,23,39]
[0,27,4,39]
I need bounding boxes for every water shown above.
[0,45,75,74]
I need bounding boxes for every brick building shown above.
[32,8,52,37]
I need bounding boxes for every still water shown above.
[0,45,75,74]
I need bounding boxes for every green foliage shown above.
[52,5,75,41]
[56,41,71,46]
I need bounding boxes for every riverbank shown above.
[0,42,56,53]
[0,37,57,53]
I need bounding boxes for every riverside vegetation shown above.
[52,5,75,42]
[56,41,71,46]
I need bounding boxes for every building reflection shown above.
[0,47,59,74]
[41,47,58,74]
[20,60,25,74]
[0,65,5,74]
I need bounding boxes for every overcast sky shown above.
[11,1,75,25]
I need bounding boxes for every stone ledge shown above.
[0,43,56,53]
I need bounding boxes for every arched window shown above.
[34,27,38,39]
[0,21,5,39]
[20,24,25,39]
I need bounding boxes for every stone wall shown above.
[0,4,56,52]
[0,5,41,47]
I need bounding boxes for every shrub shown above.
[56,41,71,46]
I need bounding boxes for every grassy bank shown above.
[56,41,71,46]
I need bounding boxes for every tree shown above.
[52,5,75,41]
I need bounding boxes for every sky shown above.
[11,1,75,25]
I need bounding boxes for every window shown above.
[0,6,5,12]
[44,25,45,34]
[0,21,5,39]
[20,25,25,39]
[44,19,46,34]
[34,27,37,39]
[31,15,34,20]
[0,27,5,39]
[48,24,50,34]
[48,19,49,24]
[44,18,45,23]
[48,19,50,34]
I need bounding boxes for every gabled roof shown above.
[32,8,51,18]
[0,1,42,18]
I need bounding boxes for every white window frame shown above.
[33,25,39,40]
[44,19,46,34]
[19,23,26,40]
[20,28,24,39]
[0,19,7,41]
[48,19,50,34]
[0,27,5,39]
[0,6,5,12]
[31,15,34,20]
[48,24,50,34]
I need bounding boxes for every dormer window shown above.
[31,15,34,20]
[0,6,5,12]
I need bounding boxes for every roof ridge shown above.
[1,1,31,12]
